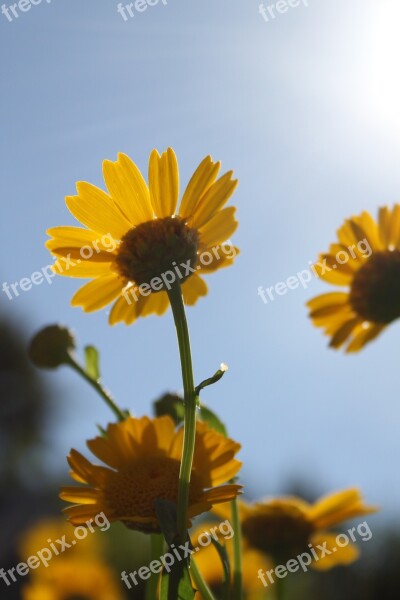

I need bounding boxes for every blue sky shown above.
[1,0,400,520]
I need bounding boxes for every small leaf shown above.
[84,345,100,380]
[199,405,228,437]
[154,393,185,425]
[96,424,107,437]
[195,363,228,396]
[155,498,180,546]
[160,564,196,600]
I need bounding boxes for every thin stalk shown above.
[191,559,216,600]
[67,356,127,422]
[146,534,164,600]
[231,497,243,600]
[167,283,198,542]
[275,576,285,600]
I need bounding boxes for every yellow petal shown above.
[388,204,400,248]
[307,292,349,312]
[109,294,139,326]
[52,257,113,278]
[310,533,359,571]
[353,211,382,252]
[378,206,391,247]
[190,171,238,229]
[134,290,169,317]
[309,489,376,530]
[197,245,239,274]
[148,148,179,217]
[71,274,123,312]
[313,257,353,285]
[329,318,360,349]
[181,274,208,306]
[179,156,221,219]
[66,182,132,239]
[346,322,386,353]
[102,153,153,225]
[198,206,238,248]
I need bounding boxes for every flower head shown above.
[61,416,242,533]
[214,489,376,569]
[22,560,124,600]
[308,206,400,351]
[19,518,122,600]
[47,149,238,325]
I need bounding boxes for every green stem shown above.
[167,283,198,543]
[191,559,216,600]
[275,576,285,600]
[67,356,127,422]
[146,534,164,600]
[231,497,243,600]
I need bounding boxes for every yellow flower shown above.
[214,489,376,569]
[19,517,103,561]
[191,522,269,600]
[308,206,400,351]
[60,416,242,533]
[46,149,239,325]
[22,559,124,600]
[19,519,123,600]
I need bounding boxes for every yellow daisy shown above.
[191,521,269,599]
[60,416,242,533]
[22,559,124,600]
[19,518,123,600]
[46,149,239,325]
[214,489,376,569]
[308,206,400,351]
[19,517,103,561]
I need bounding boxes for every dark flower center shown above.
[242,507,314,562]
[350,250,400,323]
[115,216,199,290]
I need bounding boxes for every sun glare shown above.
[370,0,400,131]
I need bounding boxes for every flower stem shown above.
[231,497,243,600]
[146,534,164,600]
[191,559,216,600]
[167,283,197,542]
[275,576,285,600]
[67,356,127,422]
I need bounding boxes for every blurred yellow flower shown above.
[22,559,124,600]
[61,416,242,533]
[214,489,376,570]
[191,521,269,600]
[19,517,103,561]
[19,519,123,600]
[46,149,238,325]
[308,206,400,351]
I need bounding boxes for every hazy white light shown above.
[370,0,400,130]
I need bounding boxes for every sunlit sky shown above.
[1,0,400,520]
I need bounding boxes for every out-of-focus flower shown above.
[214,489,376,569]
[19,518,123,600]
[22,560,124,600]
[308,206,400,351]
[61,416,242,533]
[28,325,75,369]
